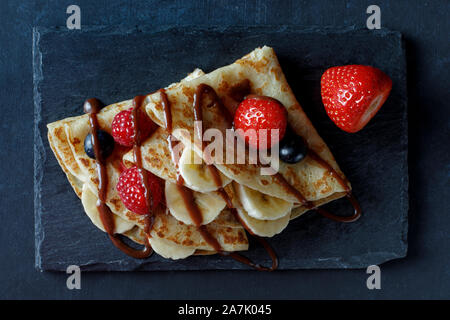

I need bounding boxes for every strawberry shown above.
[234,95,287,149]
[321,65,392,133]
[111,108,156,147]
[116,166,162,215]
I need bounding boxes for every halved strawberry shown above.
[116,166,162,215]
[111,108,156,147]
[321,65,392,133]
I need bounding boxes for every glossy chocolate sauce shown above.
[130,95,155,255]
[228,79,251,102]
[162,87,278,271]
[160,88,182,183]
[193,84,278,271]
[84,98,152,259]
[161,88,220,250]
[306,149,361,222]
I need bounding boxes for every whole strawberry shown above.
[321,65,392,133]
[234,95,287,149]
[111,108,156,147]
[117,166,162,215]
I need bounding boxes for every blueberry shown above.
[279,132,308,164]
[84,130,115,160]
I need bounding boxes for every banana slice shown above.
[236,207,290,237]
[81,184,135,234]
[148,236,195,260]
[179,147,231,192]
[165,181,226,225]
[235,183,293,220]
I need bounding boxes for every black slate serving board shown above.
[34,26,407,271]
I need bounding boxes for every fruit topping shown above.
[111,108,156,147]
[234,95,287,150]
[84,130,115,160]
[178,147,232,192]
[235,183,293,221]
[116,166,162,215]
[321,65,392,133]
[278,128,308,164]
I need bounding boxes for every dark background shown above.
[0,0,448,299]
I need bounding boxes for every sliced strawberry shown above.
[321,65,392,133]
[111,108,156,147]
[116,166,162,215]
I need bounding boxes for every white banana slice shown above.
[235,183,293,220]
[148,236,195,260]
[165,181,226,225]
[178,147,231,192]
[236,207,290,237]
[81,184,135,234]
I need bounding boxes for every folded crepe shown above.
[47,46,356,264]
[47,70,248,260]
[133,46,351,236]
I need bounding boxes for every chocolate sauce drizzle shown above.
[130,96,156,254]
[84,98,152,259]
[162,87,278,271]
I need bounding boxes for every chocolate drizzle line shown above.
[306,149,361,222]
[161,88,221,250]
[268,147,361,222]
[84,98,152,259]
[131,95,155,255]
[193,84,278,271]
[161,87,278,271]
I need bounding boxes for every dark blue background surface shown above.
[1,0,449,299]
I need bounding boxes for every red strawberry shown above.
[234,95,287,149]
[111,108,156,147]
[321,65,392,133]
[116,166,162,215]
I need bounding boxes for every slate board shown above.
[34,26,408,271]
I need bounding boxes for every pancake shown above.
[47,47,358,265]
[142,46,350,211]
[47,69,249,259]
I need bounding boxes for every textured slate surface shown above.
[1,0,448,300]
[34,26,407,271]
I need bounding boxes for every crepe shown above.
[47,46,355,264]
[140,46,349,220]
[47,70,249,260]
